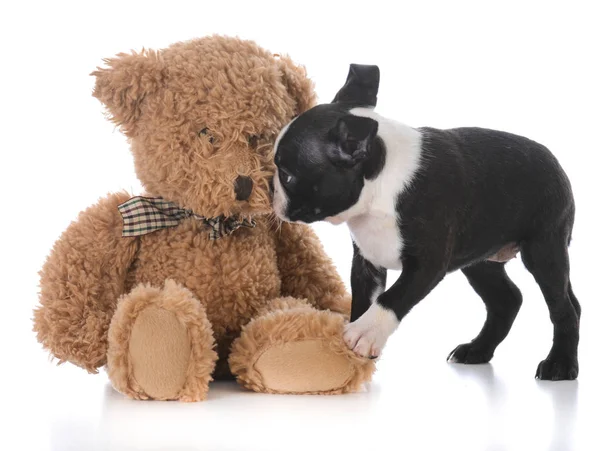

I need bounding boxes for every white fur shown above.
[325,108,423,270]
[349,214,403,270]
[272,118,296,219]
[370,286,384,304]
[272,168,287,219]
[273,108,422,358]
[343,302,399,358]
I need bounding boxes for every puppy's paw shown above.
[447,343,494,364]
[343,303,398,359]
[536,356,578,381]
[344,322,384,359]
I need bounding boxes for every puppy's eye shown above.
[280,170,294,185]
[198,127,214,144]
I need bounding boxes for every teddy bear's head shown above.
[92,35,316,218]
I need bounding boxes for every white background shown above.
[1,1,599,450]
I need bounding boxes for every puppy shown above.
[272,64,580,380]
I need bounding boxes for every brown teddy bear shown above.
[33,35,375,401]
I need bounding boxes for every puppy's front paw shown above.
[344,321,384,359]
[343,303,399,359]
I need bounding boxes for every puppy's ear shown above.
[332,64,380,107]
[91,49,165,136]
[328,115,379,167]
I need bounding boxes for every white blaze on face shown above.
[272,117,298,221]
[272,167,288,220]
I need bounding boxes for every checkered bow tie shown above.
[118,196,255,240]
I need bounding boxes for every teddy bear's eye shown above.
[198,127,214,144]
[248,135,260,149]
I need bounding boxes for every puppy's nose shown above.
[234,175,253,201]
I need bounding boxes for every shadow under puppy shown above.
[272,64,580,381]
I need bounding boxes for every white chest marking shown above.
[349,214,403,270]
[327,107,422,270]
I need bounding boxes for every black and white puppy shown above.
[272,64,580,380]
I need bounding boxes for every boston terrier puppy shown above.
[272,64,580,380]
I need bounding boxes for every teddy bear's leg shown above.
[107,280,217,402]
[229,298,375,395]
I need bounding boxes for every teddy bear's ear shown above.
[276,54,317,116]
[91,49,165,134]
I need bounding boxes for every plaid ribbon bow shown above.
[118,196,255,240]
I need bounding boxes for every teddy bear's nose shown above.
[234,175,254,201]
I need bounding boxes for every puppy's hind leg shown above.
[568,281,581,320]
[521,232,579,380]
[448,261,522,364]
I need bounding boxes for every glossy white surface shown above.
[2,1,598,450]
[7,255,598,451]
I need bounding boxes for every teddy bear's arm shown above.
[33,192,140,373]
[273,221,351,317]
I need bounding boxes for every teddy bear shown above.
[32,35,375,401]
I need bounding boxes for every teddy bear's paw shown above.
[229,303,376,395]
[128,306,191,398]
[107,280,218,401]
[254,339,356,393]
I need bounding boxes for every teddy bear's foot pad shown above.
[129,307,191,399]
[107,280,218,401]
[254,339,354,393]
[229,305,376,395]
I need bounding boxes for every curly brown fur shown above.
[229,299,376,394]
[33,35,374,399]
[273,221,352,317]
[254,296,315,316]
[276,54,317,116]
[33,192,139,372]
[92,36,316,219]
[107,280,217,401]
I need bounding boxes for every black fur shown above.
[275,103,386,223]
[274,64,580,380]
[332,64,380,107]
[395,126,579,379]
[350,241,387,322]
